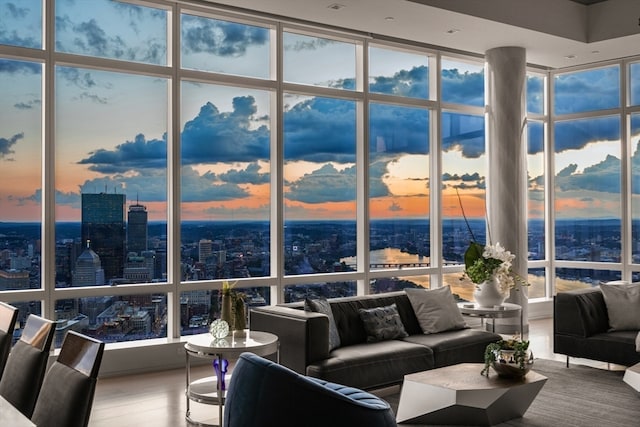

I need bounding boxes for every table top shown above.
[185,330,279,359]
[0,396,35,427]
[457,302,522,318]
[404,363,546,390]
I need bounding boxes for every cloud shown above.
[218,163,269,185]
[442,112,485,158]
[370,65,428,99]
[14,99,40,110]
[555,116,620,153]
[181,15,269,56]
[369,103,429,155]
[79,134,166,173]
[0,132,23,160]
[369,159,392,198]
[181,166,248,202]
[286,164,356,203]
[556,154,620,193]
[284,97,356,163]
[57,67,98,90]
[442,172,485,190]
[388,201,402,212]
[555,67,619,115]
[16,189,81,207]
[441,68,484,107]
[0,59,40,75]
[284,36,333,52]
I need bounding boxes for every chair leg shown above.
[566,355,569,368]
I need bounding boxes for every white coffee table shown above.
[624,362,640,392]
[396,363,547,425]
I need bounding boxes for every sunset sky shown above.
[1,0,640,224]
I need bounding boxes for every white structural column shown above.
[485,46,528,334]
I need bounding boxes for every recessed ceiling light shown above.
[591,50,600,54]
[446,29,461,34]
[384,16,395,22]
[564,54,577,59]
[327,3,346,10]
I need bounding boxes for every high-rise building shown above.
[199,239,213,263]
[81,192,126,282]
[72,242,105,286]
[128,202,148,254]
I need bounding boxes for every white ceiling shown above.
[204,0,640,69]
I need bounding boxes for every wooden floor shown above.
[88,318,617,427]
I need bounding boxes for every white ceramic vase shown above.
[473,276,506,308]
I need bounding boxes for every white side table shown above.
[185,330,279,427]
[457,302,523,335]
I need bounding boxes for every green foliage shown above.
[481,338,530,376]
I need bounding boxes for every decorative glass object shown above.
[213,358,229,391]
[209,319,229,339]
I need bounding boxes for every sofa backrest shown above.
[328,291,422,347]
[554,287,609,337]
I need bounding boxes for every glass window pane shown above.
[441,59,484,107]
[444,271,473,303]
[527,74,544,115]
[55,294,167,345]
[631,113,640,263]
[554,66,620,115]
[528,121,545,261]
[181,286,269,336]
[370,276,429,295]
[285,281,356,303]
[55,0,167,65]
[528,268,546,299]
[55,67,168,287]
[369,103,429,270]
[441,112,486,265]
[0,0,41,49]
[283,32,355,90]
[631,62,640,107]
[283,94,356,275]
[369,46,428,99]
[554,116,621,262]
[180,82,271,281]
[0,59,42,291]
[181,14,271,79]
[555,268,620,292]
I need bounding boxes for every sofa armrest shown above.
[250,306,330,374]
[554,288,609,338]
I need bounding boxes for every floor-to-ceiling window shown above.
[2,0,640,354]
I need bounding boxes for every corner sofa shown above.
[554,287,640,367]
[250,290,501,390]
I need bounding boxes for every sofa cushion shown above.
[358,303,408,342]
[306,340,433,390]
[305,298,341,351]
[405,286,467,334]
[403,329,502,368]
[330,292,422,347]
[600,283,640,331]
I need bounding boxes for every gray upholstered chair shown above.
[0,313,55,417]
[223,352,397,427]
[31,330,105,427]
[0,301,18,380]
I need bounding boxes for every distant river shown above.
[340,247,429,267]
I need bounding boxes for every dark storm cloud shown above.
[181,15,268,56]
[78,134,166,173]
[219,163,269,185]
[442,172,485,190]
[554,116,620,153]
[369,65,428,99]
[181,166,248,202]
[369,102,429,155]
[284,97,355,163]
[0,59,40,74]
[554,67,619,115]
[181,98,270,164]
[0,132,23,159]
[441,68,484,107]
[441,112,485,158]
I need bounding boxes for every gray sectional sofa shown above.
[554,287,640,367]
[250,290,501,391]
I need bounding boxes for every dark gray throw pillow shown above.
[358,303,408,343]
[304,298,341,351]
[600,282,640,331]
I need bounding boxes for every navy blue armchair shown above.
[223,352,397,427]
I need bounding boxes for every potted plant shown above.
[481,337,533,378]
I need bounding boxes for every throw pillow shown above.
[304,298,341,351]
[405,286,467,334]
[600,283,640,331]
[358,303,408,343]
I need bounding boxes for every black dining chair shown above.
[31,330,105,427]
[0,301,19,380]
[0,313,55,418]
